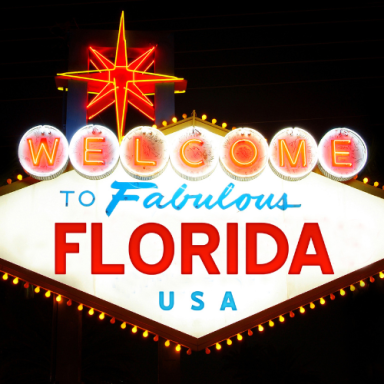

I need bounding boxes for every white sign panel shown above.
[1,157,384,338]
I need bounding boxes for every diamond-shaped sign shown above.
[1,122,384,351]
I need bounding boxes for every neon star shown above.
[56,12,187,142]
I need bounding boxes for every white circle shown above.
[120,126,169,180]
[318,128,367,181]
[269,127,318,181]
[169,126,219,181]
[220,128,269,181]
[18,125,69,181]
[69,125,120,180]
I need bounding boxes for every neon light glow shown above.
[230,139,258,167]
[18,125,69,181]
[269,128,318,181]
[69,125,119,180]
[27,138,60,166]
[318,128,367,181]
[170,126,219,181]
[220,128,269,181]
[332,140,352,167]
[56,12,187,143]
[120,126,169,180]
[83,137,105,166]
[135,138,157,166]
[279,139,307,167]
[180,139,204,168]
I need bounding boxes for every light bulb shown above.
[330,293,336,300]
[320,298,326,305]
[153,335,159,342]
[17,174,23,181]
[187,348,192,355]
[13,277,19,285]
[248,329,253,336]
[78,304,83,311]
[374,182,379,187]
[350,285,355,292]
[212,119,217,124]
[24,282,29,289]
[172,117,177,123]
[237,334,243,341]
[300,306,305,313]
[165,340,170,347]
[110,317,115,324]
[182,113,187,119]
[360,280,365,287]
[67,299,72,306]
[143,330,148,337]
[258,324,264,332]
[363,177,368,184]
[227,339,232,345]
[279,315,285,323]
[88,308,94,315]
[176,344,181,352]
[56,295,62,302]
[380,272,384,279]
[370,276,375,283]
[152,124,157,129]
[162,121,167,127]
[205,348,210,354]
[216,343,221,350]
[310,302,315,309]
[340,289,346,296]
[269,320,274,327]
[202,114,207,120]
[132,326,138,333]
[290,311,295,318]
[2,273,8,280]
[35,286,40,293]
[232,127,236,130]
[99,313,105,320]
[45,290,51,298]
[222,122,227,128]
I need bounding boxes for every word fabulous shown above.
[55,222,333,275]
[19,124,367,183]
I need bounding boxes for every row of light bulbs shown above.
[204,272,383,354]
[2,268,383,355]
[0,271,192,355]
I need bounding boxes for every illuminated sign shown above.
[318,128,368,181]
[69,125,120,180]
[18,125,69,181]
[269,127,318,181]
[10,121,379,351]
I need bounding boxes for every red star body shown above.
[56,12,187,142]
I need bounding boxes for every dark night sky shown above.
[1,1,384,383]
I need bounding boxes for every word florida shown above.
[55,222,334,275]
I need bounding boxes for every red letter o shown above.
[129,223,174,275]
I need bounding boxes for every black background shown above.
[1,1,384,383]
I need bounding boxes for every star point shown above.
[56,11,187,143]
